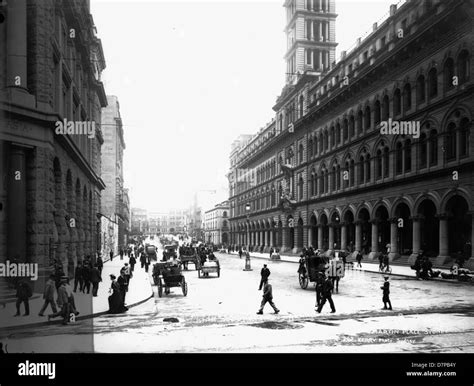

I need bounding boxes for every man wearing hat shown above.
[381,275,392,310]
[48,276,70,325]
[316,273,336,314]
[256,278,279,315]
[258,264,271,290]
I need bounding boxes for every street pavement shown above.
[0,256,153,330]
[3,250,472,353]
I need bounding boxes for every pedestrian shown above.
[316,274,336,313]
[82,262,91,294]
[96,254,104,275]
[121,263,131,282]
[378,253,383,270]
[315,272,324,309]
[120,248,124,260]
[238,248,243,259]
[65,278,79,316]
[140,252,146,269]
[73,262,84,293]
[269,247,274,259]
[109,249,114,261]
[356,250,363,268]
[48,277,70,325]
[256,279,279,314]
[108,274,127,314]
[14,279,32,317]
[38,274,58,316]
[381,275,392,310]
[117,271,129,305]
[90,264,102,297]
[129,254,136,272]
[259,264,271,290]
[0,342,7,354]
[144,255,151,273]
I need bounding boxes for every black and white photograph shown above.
[0,0,473,384]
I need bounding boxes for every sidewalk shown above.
[225,251,463,283]
[0,256,153,330]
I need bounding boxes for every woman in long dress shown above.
[108,274,125,314]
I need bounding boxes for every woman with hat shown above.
[108,274,126,314]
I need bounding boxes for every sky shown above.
[91,0,398,212]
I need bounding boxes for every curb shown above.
[0,291,154,333]
[224,252,471,284]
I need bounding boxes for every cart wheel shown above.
[299,273,309,289]
[182,279,188,296]
[158,282,163,298]
[198,269,201,278]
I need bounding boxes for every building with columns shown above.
[204,201,230,246]
[228,0,473,268]
[0,0,107,286]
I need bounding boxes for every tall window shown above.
[336,123,341,144]
[350,159,355,186]
[376,149,383,180]
[299,95,304,118]
[330,126,335,148]
[310,170,316,196]
[419,133,427,168]
[364,106,371,130]
[343,119,349,142]
[319,133,324,154]
[349,115,355,137]
[460,118,470,157]
[365,154,371,182]
[324,130,329,150]
[417,75,426,103]
[309,138,314,158]
[374,100,381,125]
[359,155,365,183]
[458,50,470,84]
[446,122,457,160]
[393,88,401,116]
[395,142,403,174]
[357,110,363,135]
[404,139,412,172]
[403,83,412,111]
[428,68,438,97]
[298,177,304,200]
[383,147,389,177]
[382,95,390,120]
[444,58,455,91]
[299,143,304,164]
[429,129,438,165]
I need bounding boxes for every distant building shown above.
[101,95,129,249]
[131,208,147,235]
[204,201,230,246]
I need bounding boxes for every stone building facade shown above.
[204,201,230,246]
[0,0,107,287]
[100,95,129,250]
[228,0,473,268]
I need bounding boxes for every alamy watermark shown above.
[380,119,420,139]
[0,262,39,281]
[55,119,96,139]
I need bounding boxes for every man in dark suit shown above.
[381,275,392,310]
[256,279,279,314]
[90,265,102,297]
[73,262,84,293]
[258,264,271,290]
[317,274,336,313]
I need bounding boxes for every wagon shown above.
[162,245,178,261]
[152,261,188,297]
[180,253,200,270]
[145,245,158,261]
[298,254,330,289]
[198,260,220,278]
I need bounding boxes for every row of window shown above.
[233,120,470,214]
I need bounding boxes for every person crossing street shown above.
[381,275,392,310]
[258,264,270,290]
[316,274,336,314]
[256,279,279,314]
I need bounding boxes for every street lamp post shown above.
[244,202,252,271]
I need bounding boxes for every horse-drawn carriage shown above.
[198,259,220,278]
[179,246,200,270]
[162,245,178,261]
[145,244,158,261]
[152,261,188,297]
[298,253,345,289]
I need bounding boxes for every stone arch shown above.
[443,193,472,257]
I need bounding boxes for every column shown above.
[409,216,421,263]
[437,214,449,264]
[311,20,315,41]
[369,220,379,260]
[388,218,400,261]
[282,226,289,252]
[264,229,269,250]
[7,147,27,262]
[328,225,334,252]
[326,22,330,42]
[355,221,362,252]
[341,223,347,251]
[7,0,28,89]
[269,228,274,248]
[319,21,323,41]
[317,225,323,250]
[307,225,313,247]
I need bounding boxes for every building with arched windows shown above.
[0,1,107,291]
[228,0,473,268]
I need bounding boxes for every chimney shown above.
[390,4,397,16]
[373,22,378,32]
[357,37,361,46]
